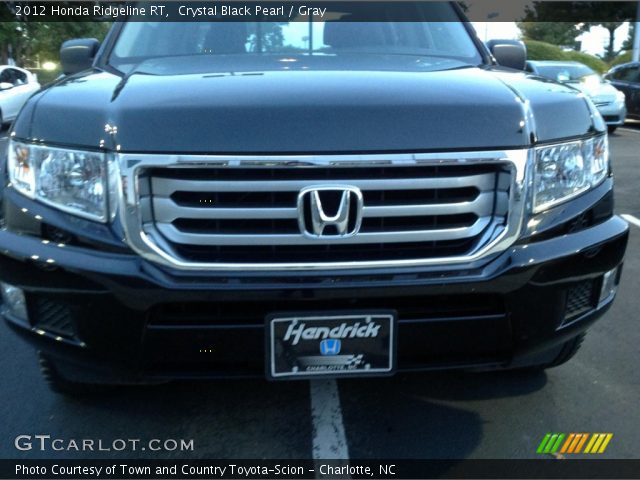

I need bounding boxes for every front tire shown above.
[608,125,618,134]
[515,333,586,372]
[38,353,112,396]
[544,332,586,368]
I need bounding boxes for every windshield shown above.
[108,3,482,74]
[535,64,598,83]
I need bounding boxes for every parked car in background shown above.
[0,66,40,127]
[526,61,626,133]
[605,62,640,122]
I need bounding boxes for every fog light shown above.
[1,282,28,321]
[599,267,619,303]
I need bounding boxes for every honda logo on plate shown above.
[319,339,342,356]
[297,186,364,238]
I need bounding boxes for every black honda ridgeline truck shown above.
[0,2,629,394]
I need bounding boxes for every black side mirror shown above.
[60,38,100,75]
[487,39,527,71]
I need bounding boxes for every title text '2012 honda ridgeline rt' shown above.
[0,2,629,394]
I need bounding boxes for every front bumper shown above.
[597,102,627,126]
[0,207,629,381]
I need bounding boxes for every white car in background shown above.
[526,60,627,133]
[0,66,40,127]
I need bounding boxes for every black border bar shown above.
[2,1,640,23]
[3,459,640,479]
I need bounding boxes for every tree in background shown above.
[621,23,635,52]
[28,22,111,65]
[521,1,636,61]
[0,2,110,66]
[577,3,635,61]
[586,21,631,61]
[247,23,285,52]
[517,22,582,47]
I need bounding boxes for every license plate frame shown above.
[266,311,397,380]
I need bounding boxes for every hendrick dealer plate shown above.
[267,312,396,379]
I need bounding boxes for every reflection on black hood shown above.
[15,63,596,154]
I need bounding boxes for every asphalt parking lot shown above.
[0,127,638,461]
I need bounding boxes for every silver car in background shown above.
[526,60,626,133]
[0,65,40,127]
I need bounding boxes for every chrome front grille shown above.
[119,150,528,270]
[147,166,507,248]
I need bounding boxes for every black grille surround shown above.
[148,293,507,328]
[561,280,598,326]
[139,163,512,265]
[143,294,512,375]
[29,296,76,339]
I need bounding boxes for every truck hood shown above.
[16,56,599,153]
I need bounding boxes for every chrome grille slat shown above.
[150,191,497,222]
[152,216,493,246]
[151,198,299,220]
[150,173,496,195]
[363,192,494,218]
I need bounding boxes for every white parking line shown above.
[310,379,350,460]
[621,214,640,229]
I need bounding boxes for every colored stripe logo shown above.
[537,433,613,454]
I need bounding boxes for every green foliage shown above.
[590,22,628,62]
[32,68,62,86]
[524,40,608,73]
[0,2,111,67]
[521,1,636,62]
[609,51,632,67]
[247,23,285,52]
[28,22,111,63]
[518,22,580,47]
[564,51,609,73]
[524,40,568,61]
[621,24,635,51]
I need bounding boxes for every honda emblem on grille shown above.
[297,186,364,238]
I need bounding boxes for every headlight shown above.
[615,90,625,103]
[533,135,608,213]
[7,141,118,222]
